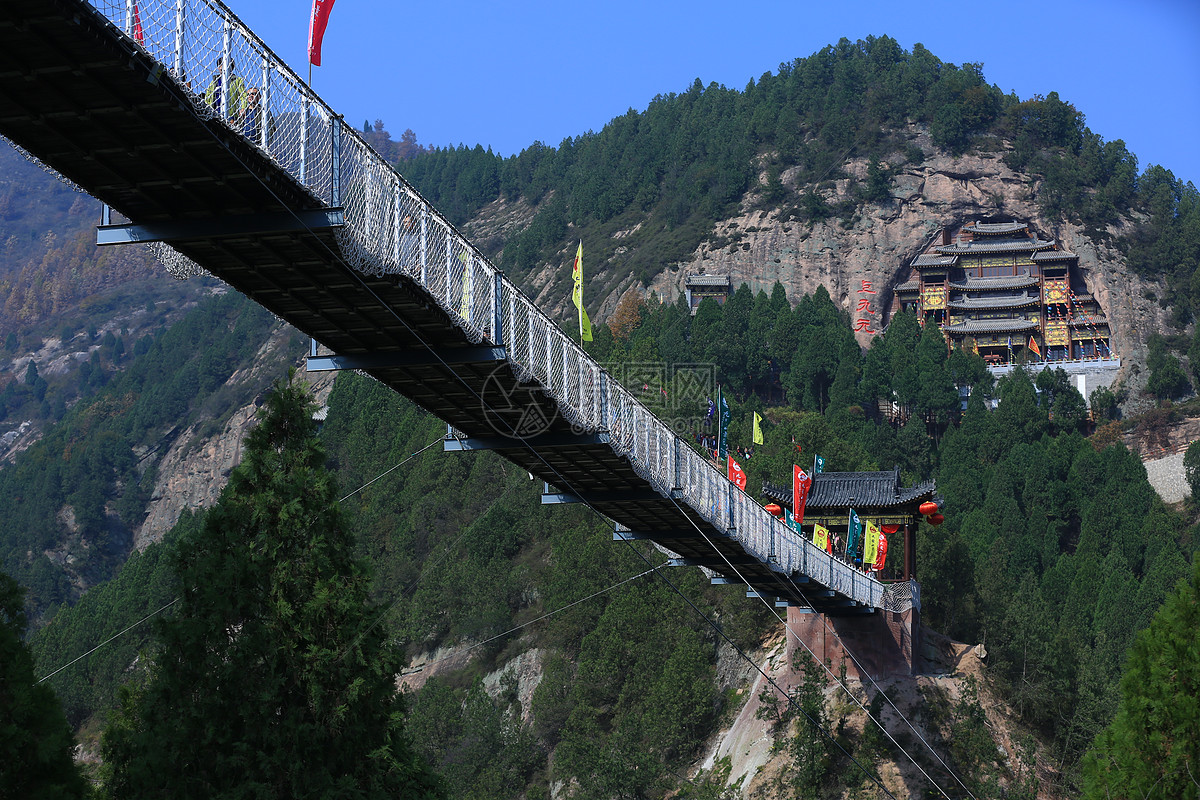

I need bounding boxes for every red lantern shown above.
[919,501,939,516]
[764,503,783,517]
[927,513,944,526]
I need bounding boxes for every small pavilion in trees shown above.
[762,468,939,677]
[761,467,937,583]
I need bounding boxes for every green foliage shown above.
[31,523,182,727]
[0,571,91,799]
[406,677,543,799]
[1186,440,1200,501]
[1146,333,1192,402]
[0,292,277,617]
[100,374,443,799]
[1081,554,1200,800]
[782,651,833,796]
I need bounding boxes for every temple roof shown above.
[685,274,732,287]
[895,280,921,293]
[948,275,1039,290]
[912,254,958,268]
[948,296,1040,310]
[934,238,1055,255]
[1032,249,1078,262]
[962,221,1029,235]
[1069,316,1109,327]
[943,318,1038,334]
[762,469,937,512]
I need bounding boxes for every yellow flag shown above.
[813,523,829,551]
[864,520,881,566]
[752,412,764,445]
[571,241,593,342]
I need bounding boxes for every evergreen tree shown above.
[101,373,443,800]
[0,571,91,799]
[1185,440,1200,500]
[914,323,959,426]
[1081,555,1200,800]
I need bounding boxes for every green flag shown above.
[752,412,764,445]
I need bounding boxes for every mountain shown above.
[4,34,1199,800]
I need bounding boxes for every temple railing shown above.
[82,0,884,610]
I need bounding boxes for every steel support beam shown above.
[445,431,609,451]
[308,347,505,372]
[541,488,664,505]
[668,556,757,568]
[96,207,345,245]
[614,529,707,541]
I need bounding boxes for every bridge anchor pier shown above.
[785,603,920,679]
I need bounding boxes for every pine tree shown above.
[1081,554,1200,800]
[0,571,91,799]
[101,372,443,799]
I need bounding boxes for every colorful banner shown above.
[813,523,830,552]
[784,509,803,533]
[864,520,881,566]
[752,412,764,445]
[814,455,825,474]
[717,390,730,460]
[131,2,144,43]
[873,531,889,571]
[307,0,337,66]
[1045,319,1069,347]
[847,509,862,558]
[570,241,593,342]
[1043,278,1069,304]
[921,284,946,310]
[727,456,747,491]
[793,466,811,527]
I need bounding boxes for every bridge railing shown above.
[84,0,883,609]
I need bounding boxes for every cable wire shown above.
[37,597,179,684]
[401,566,659,675]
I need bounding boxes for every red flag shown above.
[727,456,747,491]
[308,0,337,66]
[131,2,144,44]
[793,466,812,527]
[873,531,888,571]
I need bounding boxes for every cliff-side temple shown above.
[893,220,1113,365]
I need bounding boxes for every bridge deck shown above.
[0,0,888,614]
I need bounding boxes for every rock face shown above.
[132,329,335,549]
[473,131,1170,409]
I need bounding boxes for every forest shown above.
[9,279,1195,798]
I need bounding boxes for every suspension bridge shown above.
[0,0,914,616]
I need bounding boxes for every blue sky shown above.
[231,0,1200,188]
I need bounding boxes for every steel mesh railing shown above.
[81,0,883,609]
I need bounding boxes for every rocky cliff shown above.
[487,129,1172,412]
[132,327,335,550]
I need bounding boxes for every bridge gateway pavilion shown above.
[762,469,937,677]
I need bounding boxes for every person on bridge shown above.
[205,60,246,122]
[240,86,272,145]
